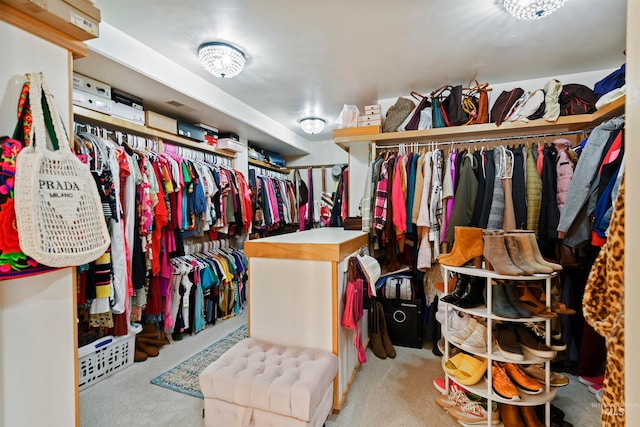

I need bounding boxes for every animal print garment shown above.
[583,175,625,426]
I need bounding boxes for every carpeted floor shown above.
[150,324,248,398]
[80,307,601,426]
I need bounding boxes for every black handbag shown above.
[405,91,432,131]
[443,85,469,126]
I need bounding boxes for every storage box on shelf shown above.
[73,105,237,159]
[440,265,557,426]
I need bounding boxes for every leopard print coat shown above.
[584,175,625,426]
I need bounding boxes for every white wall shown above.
[0,21,76,427]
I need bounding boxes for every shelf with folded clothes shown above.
[333,96,625,148]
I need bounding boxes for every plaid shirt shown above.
[373,158,391,230]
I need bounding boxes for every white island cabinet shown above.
[244,228,369,410]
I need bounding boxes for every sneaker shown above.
[451,311,471,332]
[460,322,488,354]
[491,362,521,401]
[579,375,604,387]
[588,384,603,394]
[447,401,501,425]
[514,325,556,359]
[524,322,567,351]
[435,390,471,408]
[450,317,479,345]
[521,364,570,387]
[503,363,543,394]
[433,377,468,395]
[494,323,524,361]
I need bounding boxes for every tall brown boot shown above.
[136,336,159,357]
[376,301,396,358]
[520,406,545,427]
[513,234,553,274]
[504,235,536,275]
[499,403,526,427]
[482,233,524,276]
[369,302,387,359]
[438,227,484,267]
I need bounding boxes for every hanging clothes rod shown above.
[288,164,346,169]
[376,129,591,150]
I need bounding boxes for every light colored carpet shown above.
[80,307,601,427]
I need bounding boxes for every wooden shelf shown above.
[73,105,236,158]
[248,158,290,174]
[333,96,625,149]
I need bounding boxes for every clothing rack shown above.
[75,122,161,152]
[375,129,591,151]
[163,142,231,167]
[288,164,345,169]
[183,239,232,255]
[249,164,289,179]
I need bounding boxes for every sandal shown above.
[516,284,557,318]
[551,302,576,315]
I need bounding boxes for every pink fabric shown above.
[341,279,366,364]
[391,157,407,236]
[554,138,574,212]
[537,145,544,176]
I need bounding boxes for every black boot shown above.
[491,282,521,318]
[441,274,470,304]
[452,277,485,308]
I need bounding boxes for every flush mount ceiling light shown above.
[299,117,327,135]
[503,0,567,20]
[198,42,246,78]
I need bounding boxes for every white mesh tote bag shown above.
[14,72,110,267]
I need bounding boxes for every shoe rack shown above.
[441,265,557,427]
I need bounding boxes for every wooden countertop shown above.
[244,228,368,262]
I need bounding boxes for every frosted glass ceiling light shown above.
[198,42,246,78]
[300,117,327,135]
[503,0,567,20]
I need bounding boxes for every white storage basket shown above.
[78,333,136,391]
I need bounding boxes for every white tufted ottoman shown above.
[199,337,338,427]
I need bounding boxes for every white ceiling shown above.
[73,0,627,157]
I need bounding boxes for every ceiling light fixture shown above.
[503,0,567,20]
[299,117,327,135]
[198,42,246,78]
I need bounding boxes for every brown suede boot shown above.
[376,301,396,359]
[137,336,168,347]
[134,349,148,362]
[513,234,553,273]
[369,302,387,359]
[482,233,523,276]
[525,233,562,272]
[499,403,525,427]
[520,406,545,427]
[504,235,536,275]
[136,337,159,357]
[438,226,484,267]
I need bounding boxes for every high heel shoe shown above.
[516,284,557,318]
[524,233,562,272]
[438,226,484,267]
[527,280,576,315]
[482,232,524,276]
[441,273,470,304]
[504,234,536,275]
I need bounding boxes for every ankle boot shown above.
[369,302,387,359]
[483,233,524,276]
[453,277,485,309]
[520,406,545,427]
[492,283,522,318]
[503,283,533,318]
[134,349,148,363]
[499,404,526,427]
[137,336,168,347]
[504,235,536,275]
[376,301,396,358]
[525,233,562,272]
[438,226,484,267]
[441,274,470,304]
[136,338,159,357]
[513,234,553,274]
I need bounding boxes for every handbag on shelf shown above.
[442,84,469,126]
[464,80,492,125]
[14,72,110,267]
[382,97,415,133]
[405,91,432,131]
[431,85,449,128]
[490,87,525,126]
